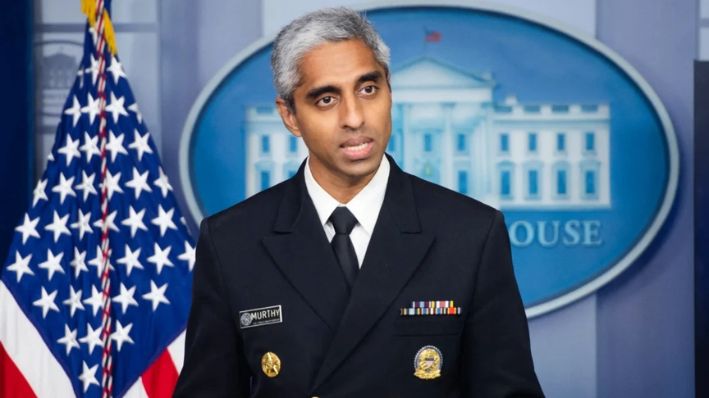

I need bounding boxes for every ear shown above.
[276,97,301,137]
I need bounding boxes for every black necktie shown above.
[329,207,359,287]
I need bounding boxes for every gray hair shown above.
[271,7,391,109]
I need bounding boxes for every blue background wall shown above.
[9,0,698,396]
[0,1,33,263]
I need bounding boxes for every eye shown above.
[316,96,337,107]
[360,85,378,96]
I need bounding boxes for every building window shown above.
[580,160,600,199]
[261,135,270,154]
[556,133,566,152]
[424,133,433,152]
[528,133,537,153]
[388,134,396,152]
[499,133,509,153]
[260,170,271,191]
[557,169,567,195]
[584,170,596,196]
[284,163,298,179]
[456,134,467,152]
[501,170,511,198]
[457,170,468,195]
[288,135,298,154]
[585,132,595,152]
[528,169,539,198]
[552,162,570,199]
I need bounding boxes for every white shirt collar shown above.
[304,156,390,235]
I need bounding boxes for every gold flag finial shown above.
[81,0,118,55]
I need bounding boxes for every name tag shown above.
[239,305,283,329]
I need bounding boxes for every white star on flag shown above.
[79,323,104,355]
[70,208,93,239]
[147,242,173,275]
[178,241,196,271]
[38,249,65,281]
[125,168,152,199]
[63,96,82,127]
[69,247,88,278]
[111,321,135,351]
[100,169,124,200]
[57,325,80,356]
[85,55,100,84]
[106,130,128,162]
[87,245,111,278]
[6,251,34,283]
[128,102,143,124]
[32,178,48,207]
[51,173,77,204]
[62,285,85,317]
[107,55,127,84]
[33,287,60,319]
[128,129,153,161]
[44,211,71,242]
[81,92,101,124]
[113,283,139,314]
[58,135,81,166]
[142,281,170,311]
[15,214,40,244]
[151,205,177,237]
[74,171,98,201]
[92,210,119,232]
[80,131,101,161]
[153,168,173,197]
[78,361,99,393]
[105,92,128,123]
[117,244,144,276]
[82,286,105,317]
[121,206,148,238]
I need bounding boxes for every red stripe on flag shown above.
[141,350,178,398]
[0,342,37,398]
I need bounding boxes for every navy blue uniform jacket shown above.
[174,157,543,397]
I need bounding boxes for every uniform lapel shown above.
[312,158,435,390]
[261,164,350,331]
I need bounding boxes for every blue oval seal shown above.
[179,2,679,317]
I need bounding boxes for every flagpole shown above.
[84,0,115,396]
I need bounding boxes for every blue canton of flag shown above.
[0,2,194,397]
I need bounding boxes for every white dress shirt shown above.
[304,156,390,267]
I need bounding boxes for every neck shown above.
[315,172,375,204]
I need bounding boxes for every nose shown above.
[339,93,364,131]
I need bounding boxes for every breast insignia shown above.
[413,345,443,380]
[261,352,281,378]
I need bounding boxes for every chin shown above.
[343,158,381,179]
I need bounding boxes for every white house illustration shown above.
[244,57,611,209]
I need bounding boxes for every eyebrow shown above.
[304,70,385,101]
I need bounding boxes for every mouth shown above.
[340,137,374,160]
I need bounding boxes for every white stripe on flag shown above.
[123,378,149,398]
[167,331,186,372]
[0,281,74,396]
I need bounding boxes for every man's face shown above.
[276,39,392,192]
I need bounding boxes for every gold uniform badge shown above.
[413,345,443,380]
[261,352,281,378]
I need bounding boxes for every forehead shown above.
[296,39,384,89]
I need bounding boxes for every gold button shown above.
[261,352,281,378]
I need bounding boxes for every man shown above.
[175,8,543,397]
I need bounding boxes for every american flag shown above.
[425,29,441,43]
[0,1,193,397]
